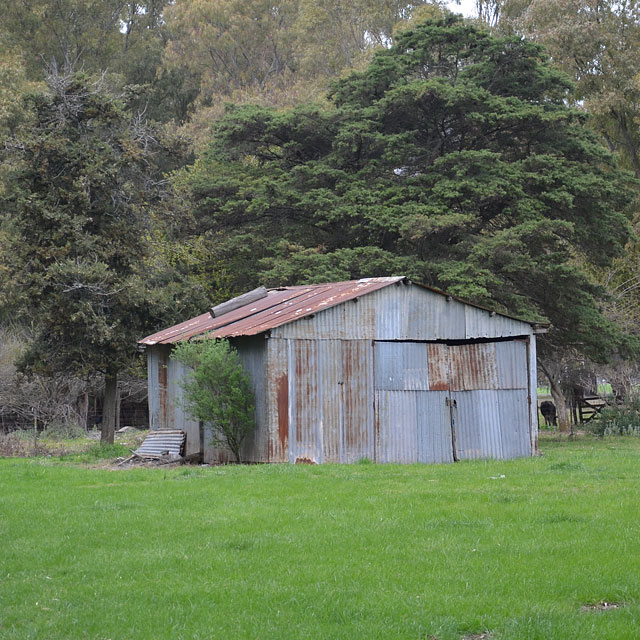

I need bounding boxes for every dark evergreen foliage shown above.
[181,15,637,360]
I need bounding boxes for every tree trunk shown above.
[78,390,89,432]
[101,373,119,444]
[115,382,121,432]
[540,360,571,433]
[548,376,570,433]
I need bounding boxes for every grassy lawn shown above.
[1,436,640,639]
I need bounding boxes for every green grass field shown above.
[1,436,640,639]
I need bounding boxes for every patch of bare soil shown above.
[114,455,185,469]
[580,601,624,612]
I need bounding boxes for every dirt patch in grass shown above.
[461,633,493,640]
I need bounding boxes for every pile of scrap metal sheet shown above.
[133,429,186,460]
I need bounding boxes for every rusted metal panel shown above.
[273,296,370,340]
[341,340,374,462]
[265,338,289,462]
[288,339,323,463]
[283,339,375,463]
[495,340,528,389]
[449,343,498,391]
[452,390,503,460]
[427,343,450,391]
[318,340,342,462]
[157,346,171,429]
[146,345,201,456]
[276,374,289,455]
[498,389,531,458]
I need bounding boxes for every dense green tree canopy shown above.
[179,15,637,360]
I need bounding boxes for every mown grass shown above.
[1,436,640,639]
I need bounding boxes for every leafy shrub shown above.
[589,395,640,436]
[171,339,255,463]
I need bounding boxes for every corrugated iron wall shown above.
[146,345,201,457]
[261,335,533,464]
[273,283,533,341]
[373,341,455,463]
[234,336,269,462]
[265,338,374,463]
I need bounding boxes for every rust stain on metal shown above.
[139,278,403,345]
[342,340,369,448]
[294,341,311,444]
[276,373,289,451]
[342,341,356,447]
[427,343,450,390]
[450,343,497,391]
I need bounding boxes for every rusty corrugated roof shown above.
[139,277,405,345]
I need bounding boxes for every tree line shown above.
[0,0,638,439]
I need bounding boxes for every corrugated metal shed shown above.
[139,277,540,465]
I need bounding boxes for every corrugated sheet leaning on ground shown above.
[134,430,185,459]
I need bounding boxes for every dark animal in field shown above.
[540,400,557,427]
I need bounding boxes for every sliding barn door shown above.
[374,341,454,463]
[450,341,530,460]
[373,339,531,463]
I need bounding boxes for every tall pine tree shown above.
[2,71,161,442]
